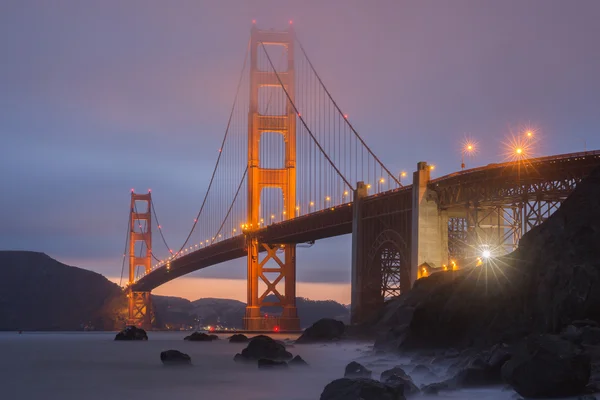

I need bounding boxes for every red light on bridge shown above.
[273,326,280,332]
[252,19,256,24]
[289,20,293,24]
[344,114,348,119]
[131,188,134,192]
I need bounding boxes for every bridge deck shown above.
[131,150,600,292]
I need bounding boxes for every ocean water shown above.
[0,331,517,400]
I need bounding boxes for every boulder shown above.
[501,334,591,398]
[320,378,405,400]
[380,367,419,396]
[160,350,191,365]
[288,355,309,366]
[238,335,293,361]
[344,361,372,379]
[229,334,249,343]
[257,358,288,369]
[114,326,148,341]
[184,332,217,342]
[296,318,345,344]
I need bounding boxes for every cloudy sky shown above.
[1,0,599,303]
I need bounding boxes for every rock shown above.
[160,350,191,365]
[574,320,600,329]
[184,332,217,341]
[344,361,372,378]
[380,367,419,396]
[238,335,293,361]
[288,355,309,366]
[501,334,591,398]
[486,343,512,373]
[233,353,250,363]
[229,334,249,343]
[320,378,405,400]
[257,358,288,369]
[296,318,345,344]
[114,326,148,341]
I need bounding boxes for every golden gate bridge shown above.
[119,24,600,331]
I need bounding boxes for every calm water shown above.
[0,331,517,400]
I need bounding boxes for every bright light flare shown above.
[482,250,491,259]
[502,134,534,162]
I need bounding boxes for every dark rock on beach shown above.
[184,332,218,341]
[115,326,148,341]
[237,335,293,361]
[229,333,249,343]
[320,378,405,400]
[160,350,191,365]
[296,318,345,344]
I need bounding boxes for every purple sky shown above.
[1,1,599,301]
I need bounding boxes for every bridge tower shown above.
[127,191,153,330]
[244,25,300,331]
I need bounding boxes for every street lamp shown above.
[399,171,407,184]
[461,141,476,170]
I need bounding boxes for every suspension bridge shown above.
[121,24,600,331]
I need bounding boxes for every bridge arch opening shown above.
[259,186,285,225]
[259,132,286,169]
[368,230,410,300]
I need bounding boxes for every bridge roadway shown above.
[131,150,600,293]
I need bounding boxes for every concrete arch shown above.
[367,229,411,298]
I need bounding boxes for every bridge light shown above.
[252,19,256,24]
[295,206,300,211]
[482,249,491,259]
[526,130,533,138]
[516,147,523,155]
[271,214,275,219]
[325,196,331,202]
[309,201,314,207]
[379,178,385,184]
[401,171,407,177]
[282,211,286,215]
[344,114,348,119]
[343,190,349,196]
[218,234,222,238]
[366,184,372,189]
[429,165,435,171]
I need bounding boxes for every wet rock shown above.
[229,333,249,343]
[501,334,591,398]
[114,326,148,341]
[184,332,217,341]
[288,355,309,366]
[344,361,372,378]
[296,318,345,344]
[380,367,419,396]
[257,358,288,369]
[320,378,405,400]
[160,350,191,365]
[238,335,293,361]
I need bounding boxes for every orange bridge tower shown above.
[127,191,153,330]
[244,25,300,331]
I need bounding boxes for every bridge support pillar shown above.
[127,290,153,330]
[244,238,299,332]
[350,181,369,324]
[127,191,153,330]
[411,162,448,285]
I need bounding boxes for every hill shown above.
[0,251,349,330]
[0,251,127,330]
